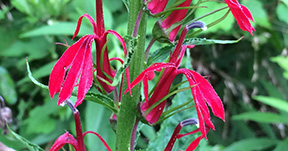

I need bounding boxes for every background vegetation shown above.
[0,0,287,150]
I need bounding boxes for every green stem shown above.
[116,0,146,150]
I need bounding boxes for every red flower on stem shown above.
[49,0,129,107]
[164,118,211,151]
[49,100,111,151]
[224,0,255,35]
[125,21,224,139]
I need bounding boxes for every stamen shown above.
[66,99,77,113]
[180,118,198,127]
[186,21,207,31]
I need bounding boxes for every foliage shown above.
[0,0,287,150]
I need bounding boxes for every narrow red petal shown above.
[73,14,97,39]
[75,38,94,107]
[109,57,124,64]
[241,5,254,22]
[161,0,192,29]
[186,135,203,151]
[147,0,169,15]
[190,70,225,121]
[83,131,112,151]
[49,132,78,151]
[104,30,127,56]
[49,36,89,99]
[123,62,176,94]
[58,36,93,105]
[143,76,149,102]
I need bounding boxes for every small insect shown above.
[0,95,12,135]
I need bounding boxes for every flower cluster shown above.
[47,0,254,150]
[125,22,225,150]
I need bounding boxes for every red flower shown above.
[224,0,255,35]
[50,101,111,151]
[146,0,169,15]
[160,0,192,42]
[164,118,211,151]
[49,4,128,107]
[125,22,225,133]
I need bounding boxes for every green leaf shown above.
[148,37,242,65]
[18,60,57,86]
[0,66,17,104]
[243,0,271,28]
[232,112,288,125]
[223,138,278,151]
[276,3,288,24]
[259,79,284,99]
[22,99,58,134]
[271,56,288,79]
[11,0,31,15]
[253,96,288,113]
[7,126,44,151]
[85,92,117,113]
[274,137,288,151]
[183,37,243,45]
[20,22,93,38]
[0,37,51,59]
[85,101,116,151]
[25,58,49,89]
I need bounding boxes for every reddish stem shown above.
[96,0,105,35]
[74,109,86,151]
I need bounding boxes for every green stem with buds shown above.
[116,0,146,150]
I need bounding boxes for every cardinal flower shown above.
[49,100,111,151]
[49,0,128,107]
[224,0,255,35]
[125,22,225,138]
[164,118,210,151]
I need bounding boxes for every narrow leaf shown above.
[253,96,288,113]
[25,58,48,89]
[20,22,92,38]
[85,92,117,113]
[148,37,242,65]
[7,126,44,151]
[232,112,288,124]
[224,138,278,151]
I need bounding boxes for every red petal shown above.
[83,131,112,151]
[190,70,225,121]
[186,135,203,151]
[241,5,255,22]
[49,35,89,99]
[75,38,94,107]
[49,132,78,151]
[147,0,169,15]
[58,36,93,105]
[73,14,97,39]
[123,62,176,94]
[161,0,192,29]
[143,76,149,102]
[104,30,127,56]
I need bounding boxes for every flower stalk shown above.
[116,0,147,151]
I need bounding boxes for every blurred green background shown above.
[0,0,288,150]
